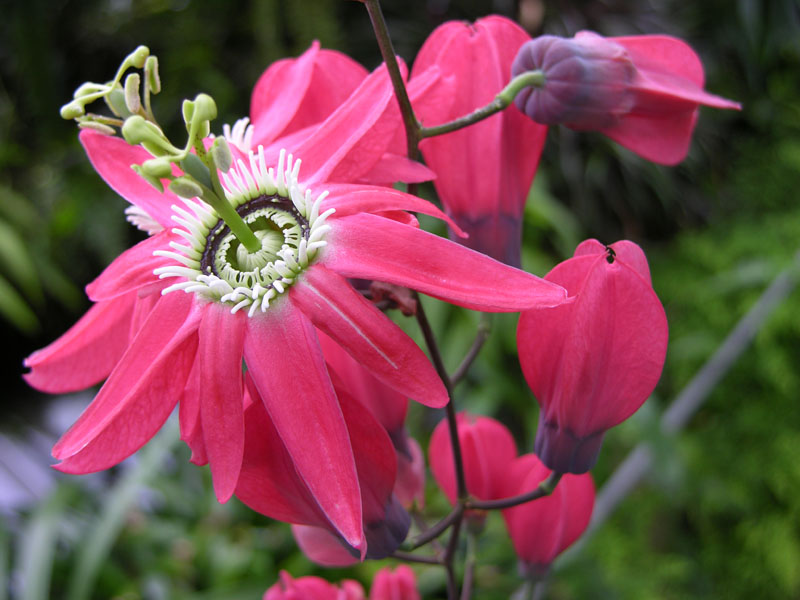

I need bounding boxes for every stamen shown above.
[155,148,334,314]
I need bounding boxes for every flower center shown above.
[154,148,334,316]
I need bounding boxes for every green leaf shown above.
[0,274,39,333]
[0,219,44,303]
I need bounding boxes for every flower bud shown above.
[369,566,420,600]
[512,31,741,164]
[500,454,594,577]
[429,413,517,506]
[264,571,365,600]
[512,33,636,129]
[169,177,204,199]
[517,239,668,473]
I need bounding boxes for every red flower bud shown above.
[517,240,668,473]
[369,566,420,600]
[264,571,365,600]
[429,413,517,504]
[513,31,741,164]
[500,454,594,576]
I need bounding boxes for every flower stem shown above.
[407,504,463,550]
[364,0,421,159]
[420,70,545,138]
[452,313,493,386]
[391,551,442,565]
[467,472,562,511]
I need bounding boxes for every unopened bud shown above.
[211,137,233,173]
[131,164,164,193]
[124,73,141,114]
[141,157,172,178]
[60,100,85,120]
[128,45,150,69]
[121,115,170,155]
[512,32,636,130]
[145,55,161,94]
[169,177,204,199]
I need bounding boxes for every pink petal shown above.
[322,184,465,236]
[290,265,448,408]
[251,42,368,147]
[288,62,408,185]
[557,473,595,554]
[24,295,135,393]
[357,153,435,185]
[236,376,334,527]
[324,213,567,311]
[317,330,409,434]
[292,524,359,567]
[179,360,208,465]
[370,566,420,600]
[79,130,178,228]
[602,109,699,165]
[53,292,200,473]
[243,303,363,549]
[85,230,172,301]
[198,303,246,502]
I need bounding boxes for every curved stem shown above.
[391,551,442,565]
[420,70,545,139]
[407,504,463,550]
[452,313,492,386]
[468,472,562,511]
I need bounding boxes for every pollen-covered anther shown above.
[154,148,333,314]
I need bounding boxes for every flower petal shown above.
[24,295,135,393]
[324,213,567,311]
[199,303,246,502]
[251,42,368,147]
[85,230,172,301]
[243,302,363,549]
[292,265,447,408]
[80,130,177,228]
[53,292,200,473]
[322,184,464,236]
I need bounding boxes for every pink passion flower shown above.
[24,50,568,554]
[517,239,668,473]
[412,15,548,267]
[512,31,741,164]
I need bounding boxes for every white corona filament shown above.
[153,148,335,315]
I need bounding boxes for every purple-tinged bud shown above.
[512,33,636,130]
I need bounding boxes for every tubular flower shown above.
[517,239,668,473]
[411,15,548,267]
[512,31,741,164]
[369,566,420,600]
[500,454,594,577]
[264,571,365,600]
[429,413,517,506]
[25,51,568,555]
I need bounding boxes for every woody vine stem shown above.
[363,2,560,599]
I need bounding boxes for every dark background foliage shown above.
[1,1,799,598]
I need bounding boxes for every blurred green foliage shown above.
[2,0,799,598]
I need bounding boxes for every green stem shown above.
[193,142,261,253]
[421,70,545,138]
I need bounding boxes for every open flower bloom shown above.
[25,47,568,555]
[500,454,594,577]
[512,31,741,164]
[412,15,548,267]
[517,239,668,473]
[369,566,420,600]
[429,413,517,506]
[264,571,365,600]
